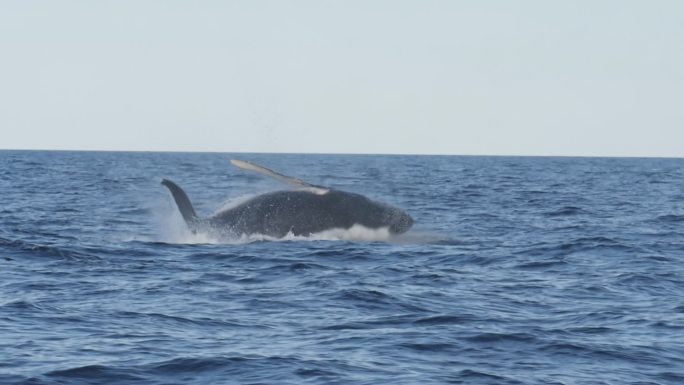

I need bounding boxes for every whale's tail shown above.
[161,179,199,226]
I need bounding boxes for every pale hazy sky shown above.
[1,1,683,156]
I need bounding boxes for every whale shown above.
[161,159,413,238]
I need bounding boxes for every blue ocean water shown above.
[1,150,683,385]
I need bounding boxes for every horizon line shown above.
[1,147,682,160]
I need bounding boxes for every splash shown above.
[161,221,394,245]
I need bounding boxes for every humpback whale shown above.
[161,160,413,238]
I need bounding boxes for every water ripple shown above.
[2,152,684,385]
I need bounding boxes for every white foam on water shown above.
[282,224,393,243]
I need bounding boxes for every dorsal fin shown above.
[229,159,329,195]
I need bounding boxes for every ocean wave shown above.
[515,236,642,258]
[653,214,684,223]
[463,332,537,344]
[0,237,101,261]
[43,365,144,383]
[320,314,417,330]
[543,206,585,216]
[413,314,477,326]
[20,354,363,384]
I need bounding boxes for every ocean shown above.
[1,150,683,384]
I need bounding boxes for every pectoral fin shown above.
[230,159,329,195]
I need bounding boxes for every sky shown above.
[1,1,683,157]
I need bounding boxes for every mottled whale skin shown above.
[161,161,413,238]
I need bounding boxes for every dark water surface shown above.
[1,151,683,384]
